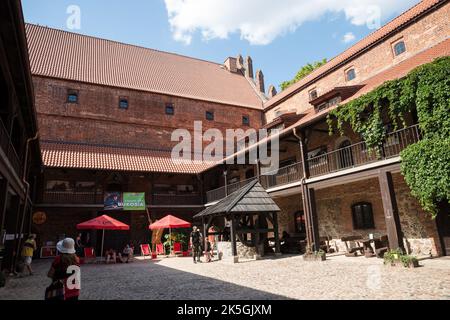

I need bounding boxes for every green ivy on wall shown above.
[327,56,450,217]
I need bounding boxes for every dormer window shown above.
[345,68,356,81]
[393,40,406,56]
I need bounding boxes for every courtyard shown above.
[1,255,449,300]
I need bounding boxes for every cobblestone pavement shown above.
[0,255,449,300]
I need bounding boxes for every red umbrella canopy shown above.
[77,215,130,230]
[149,215,191,230]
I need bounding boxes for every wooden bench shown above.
[341,236,364,257]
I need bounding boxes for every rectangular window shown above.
[67,90,78,103]
[165,103,174,115]
[206,111,214,121]
[119,97,129,109]
[352,202,375,229]
[242,115,250,126]
[309,89,318,101]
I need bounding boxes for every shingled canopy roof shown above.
[194,180,280,219]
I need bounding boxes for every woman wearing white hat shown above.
[47,238,80,300]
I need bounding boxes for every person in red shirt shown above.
[48,238,80,300]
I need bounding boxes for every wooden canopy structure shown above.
[194,180,281,261]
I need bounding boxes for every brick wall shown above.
[272,174,441,256]
[265,2,450,122]
[33,76,264,150]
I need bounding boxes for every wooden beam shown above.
[0,180,8,233]
[272,212,281,254]
[230,215,237,258]
[378,170,403,250]
[236,228,275,234]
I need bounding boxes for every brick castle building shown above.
[1,0,448,265]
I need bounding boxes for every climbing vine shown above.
[327,56,450,217]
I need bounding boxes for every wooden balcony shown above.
[205,124,421,203]
[307,124,420,178]
[41,191,103,205]
[206,177,258,204]
[151,193,203,206]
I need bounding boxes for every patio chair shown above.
[173,242,182,255]
[140,244,151,259]
[83,247,96,264]
[341,236,364,257]
[156,243,165,255]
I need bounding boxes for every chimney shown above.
[245,56,254,79]
[268,85,277,98]
[236,54,244,71]
[224,57,238,73]
[256,70,265,93]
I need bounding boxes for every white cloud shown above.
[163,0,419,45]
[343,32,356,43]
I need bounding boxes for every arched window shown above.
[352,202,375,229]
[393,41,406,56]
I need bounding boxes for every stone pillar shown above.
[268,85,277,98]
[378,170,403,250]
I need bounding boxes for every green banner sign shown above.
[123,193,146,211]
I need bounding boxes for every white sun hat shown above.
[57,238,76,254]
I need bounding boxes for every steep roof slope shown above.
[26,24,263,109]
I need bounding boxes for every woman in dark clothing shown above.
[48,238,80,301]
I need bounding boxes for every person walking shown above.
[47,238,80,301]
[21,234,37,276]
[190,226,202,264]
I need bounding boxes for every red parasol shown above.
[77,215,130,258]
[149,215,191,230]
[149,215,191,255]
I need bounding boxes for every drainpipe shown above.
[292,128,314,251]
[13,131,39,271]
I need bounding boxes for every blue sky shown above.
[22,0,419,91]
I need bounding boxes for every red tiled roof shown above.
[26,24,263,109]
[264,0,445,110]
[215,39,450,167]
[41,141,217,174]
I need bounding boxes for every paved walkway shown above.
[1,255,449,300]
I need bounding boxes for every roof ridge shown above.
[25,23,222,66]
[264,0,444,109]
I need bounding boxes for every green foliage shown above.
[163,232,188,253]
[383,249,419,268]
[400,138,450,216]
[280,59,327,91]
[327,56,450,217]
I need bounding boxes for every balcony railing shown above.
[307,124,420,177]
[260,162,304,189]
[152,193,202,206]
[204,124,421,202]
[0,119,22,176]
[41,191,103,205]
[206,177,258,204]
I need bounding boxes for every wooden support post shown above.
[273,212,281,255]
[229,215,238,263]
[307,188,320,252]
[0,180,8,233]
[378,170,404,251]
